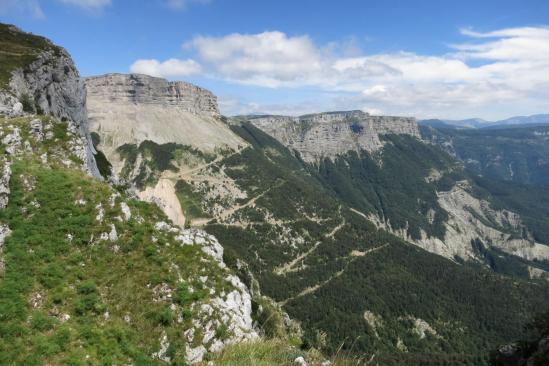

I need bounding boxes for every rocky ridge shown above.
[0,25,99,177]
[248,110,420,162]
[0,25,259,364]
[86,73,220,117]
[0,114,258,364]
[86,74,245,178]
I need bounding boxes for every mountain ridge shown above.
[247,110,420,162]
[2,22,549,366]
[419,114,549,130]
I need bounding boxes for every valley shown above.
[1,20,548,366]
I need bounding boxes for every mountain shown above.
[421,125,549,186]
[441,118,490,129]
[0,23,274,365]
[87,76,549,364]
[486,114,549,129]
[245,111,420,162]
[3,22,549,366]
[418,114,549,130]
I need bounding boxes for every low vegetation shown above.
[202,122,549,365]
[0,23,61,90]
[421,125,549,186]
[0,116,243,365]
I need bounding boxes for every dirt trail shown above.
[178,148,243,176]
[275,207,345,275]
[280,243,389,305]
[213,181,284,222]
[274,241,322,275]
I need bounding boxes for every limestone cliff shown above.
[248,110,420,162]
[86,73,247,226]
[0,24,100,177]
[86,73,219,117]
[86,74,245,176]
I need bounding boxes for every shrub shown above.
[20,94,34,113]
[30,312,56,331]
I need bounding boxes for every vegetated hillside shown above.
[421,125,549,186]
[311,133,549,277]
[193,122,549,365]
[489,310,549,366]
[0,23,62,89]
[0,22,368,366]
[0,115,259,365]
[313,134,455,241]
[98,100,549,362]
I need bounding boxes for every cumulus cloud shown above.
[0,0,44,18]
[186,31,324,87]
[129,58,202,78]
[131,26,549,118]
[57,0,111,10]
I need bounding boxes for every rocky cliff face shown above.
[248,110,420,162]
[86,73,220,117]
[0,25,99,177]
[86,74,245,177]
[372,178,549,273]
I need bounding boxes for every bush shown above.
[20,93,34,113]
[77,280,97,295]
[30,312,56,331]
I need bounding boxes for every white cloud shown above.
[57,0,111,10]
[131,26,549,119]
[129,58,202,78]
[0,0,44,18]
[454,27,549,61]
[187,31,324,87]
[165,0,210,10]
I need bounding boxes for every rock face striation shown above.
[86,73,219,117]
[86,73,245,175]
[248,110,420,162]
[0,25,100,177]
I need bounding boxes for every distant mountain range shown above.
[419,114,549,129]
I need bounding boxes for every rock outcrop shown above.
[86,73,246,176]
[154,223,258,363]
[0,25,100,177]
[86,73,220,117]
[248,110,420,162]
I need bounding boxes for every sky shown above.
[1,0,549,120]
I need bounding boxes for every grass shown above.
[0,23,61,90]
[0,116,248,365]
[199,339,364,366]
[175,180,209,224]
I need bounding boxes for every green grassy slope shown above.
[0,116,247,365]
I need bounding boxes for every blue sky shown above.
[1,0,549,119]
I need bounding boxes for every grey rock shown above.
[249,110,420,162]
[2,128,21,155]
[0,27,100,177]
[0,162,12,209]
[85,73,219,117]
[29,119,43,140]
[0,224,11,248]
